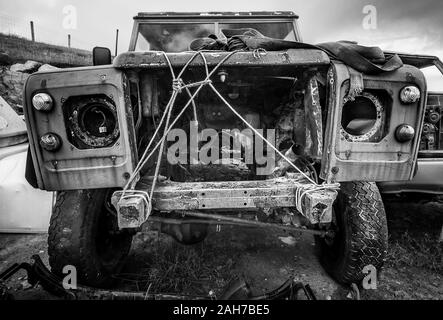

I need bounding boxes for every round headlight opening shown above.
[79,103,117,138]
[341,92,383,142]
[66,95,120,149]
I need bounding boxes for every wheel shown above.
[48,189,133,287]
[315,181,388,284]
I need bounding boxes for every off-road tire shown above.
[316,181,388,284]
[48,189,133,288]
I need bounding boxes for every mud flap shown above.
[25,146,39,189]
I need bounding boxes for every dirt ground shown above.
[0,197,442,300]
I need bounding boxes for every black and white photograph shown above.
[0,0,441,311]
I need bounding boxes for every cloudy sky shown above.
[1,0,443,87]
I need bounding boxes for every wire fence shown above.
[0,11,96,50]
[0,11,95,66]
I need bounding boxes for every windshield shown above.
[422,65,443,92]
[134,21,296,52]
[219,23,296,41]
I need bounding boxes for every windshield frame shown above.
[129,16,301,51]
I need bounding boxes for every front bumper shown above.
[111,175,338,229]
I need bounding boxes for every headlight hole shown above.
[80,103,117,138]
[63,95,120,149]
[340,92,383,142]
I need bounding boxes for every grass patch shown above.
[143,244,235,295]
[384,198,443,274]
[387,231,442,274]
[116,234,237,296]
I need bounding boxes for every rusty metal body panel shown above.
[378,55,443,195]
[378,158,443,194]
[24,58,426,190]
[112,176,337,228]
[113,49,330,69]
[321,62,427,182]
[23,66,138,190]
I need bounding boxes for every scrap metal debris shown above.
[0,255,316,300]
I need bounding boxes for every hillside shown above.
[0,33,92,67]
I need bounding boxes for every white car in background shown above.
[0,96,53,233]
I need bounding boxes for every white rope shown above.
[123,51,210,193]
[119,50,340,217]
[125,51,239,186]
[119,190,151,215]
[120,51,240,214]
[294,184,336,216]
[206,82,340,215]
[148,88,176,205]
[208,82,317,184]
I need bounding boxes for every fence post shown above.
[30,21,35,42]
[115,29,119,56]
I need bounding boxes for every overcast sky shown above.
[0,0,441,54]
[1,0,443,87]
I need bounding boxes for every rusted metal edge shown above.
[113,177,304,211]
[112,177,338,229]
[113,49,330,69]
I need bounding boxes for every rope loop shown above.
[119,190,151,212]
[295,182,340,214]
[252,48,267,59]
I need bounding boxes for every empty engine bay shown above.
[127,66,329,182]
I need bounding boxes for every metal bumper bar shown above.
[112,176,338,229]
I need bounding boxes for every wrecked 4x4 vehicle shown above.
[23,12,427,288]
